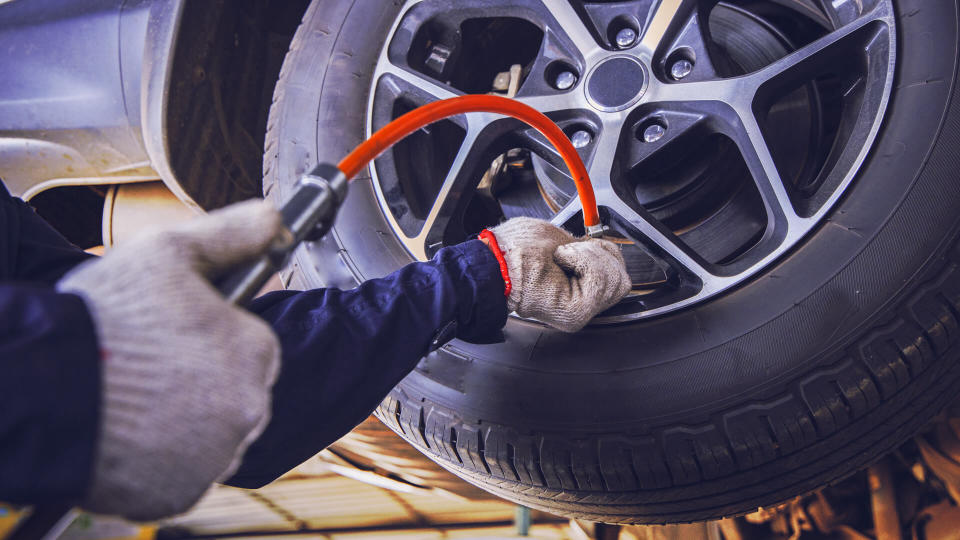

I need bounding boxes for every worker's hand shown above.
[487,217,631,332]
[57,200,284,521]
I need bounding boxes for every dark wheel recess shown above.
[264,0,960,524]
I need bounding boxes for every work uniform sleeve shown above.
[228,240,508,487]
[0,286,102,503]
[0,183,102,504]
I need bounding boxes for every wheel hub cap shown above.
[585,56,648,112]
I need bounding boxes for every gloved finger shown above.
[535,221,578,245]
[553,239,632,301]
[182,277,283,389]
[594,237,626,259]
[553,238,613,276]
[162,199,284,276]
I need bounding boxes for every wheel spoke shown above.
[410,117,508,260]
[603,196,714,286]
[646,75,737,107]
[378,61,461,103]
[747,5,891,94]
[584,119,622,192]
[519,119,620,233]
[518,126,582,175]
[536,0,600,58]
[549,197,583,229]
[513,92,582,116]
[651,5,889,107]
[723,107,803,233]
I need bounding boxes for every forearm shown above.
[0,285,101,503]
[227,240,507,487]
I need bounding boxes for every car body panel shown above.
[0,0,189,205]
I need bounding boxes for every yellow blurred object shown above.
[43,513,157,540]
[0,504,25,538]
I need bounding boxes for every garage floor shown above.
[45,456,725,540]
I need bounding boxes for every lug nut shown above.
[555,70,577,90]
[670,58,694,80]
[642,123,666,143]
[615,27,637,49]
[570,130,592,149]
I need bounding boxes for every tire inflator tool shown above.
[222,94,601,304]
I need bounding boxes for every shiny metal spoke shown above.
[542,120,620,232]
[513,92,583,116]
[651,5,889,107]
[549,197,584,228]
[584,119,622,190]
[646,76,736,106]
[720,9,890,232]
[536,0,600,58]
[581,120,716,286]
[747,5,891,92]
[729,109,803,231]
[640,0,720,82]
[378,61,461,102]
[603,196,715,286]
[528,119,620,227]
[407,117,504,260]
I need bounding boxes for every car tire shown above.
[263,0,960,523]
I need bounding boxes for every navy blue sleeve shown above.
[228,240,508,487]
[0,286,101,504]
[0,183,101,504]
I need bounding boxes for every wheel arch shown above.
[144,0,311,211]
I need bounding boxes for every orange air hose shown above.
[337,94,601,230]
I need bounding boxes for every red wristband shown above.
[478,229,511,297]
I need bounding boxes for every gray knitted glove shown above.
[57,200,284,521]
[489,217,632,332]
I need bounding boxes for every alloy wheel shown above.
[367,0,896,321]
